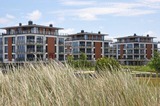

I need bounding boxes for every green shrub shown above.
[95,57,121,72]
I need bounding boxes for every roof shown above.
[115,35,156,39]
[68,32,108,36]
[0,24,63,30]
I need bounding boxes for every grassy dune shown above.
[0,61,160,106]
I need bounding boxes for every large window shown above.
[87,48,92,53]
[59,55,64,61]
[86,42,92,46]
[17,54,25,61]
[59,46,64,53]
[17,45,25,53]
[127,44,133,48]
[59,38,64,45]
[37,45,43,52]
[17,36,25,44]
[72,42,78,47]
[27,36,35,43]
[140,44,144,48]
[27,45,35,52]
[37,36,43,44]
[73,48,78,53]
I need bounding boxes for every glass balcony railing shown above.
[27,49,35,52]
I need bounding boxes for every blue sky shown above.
[0,0,160,41]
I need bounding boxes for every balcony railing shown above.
[27,49,35,53]
[68,38,103,41]
[2,31,57,35]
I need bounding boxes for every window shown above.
[73,55,78,60]
[140,44,144,48]
[87,48,92,53]
[59,55,64,61]
[0,38,3,45]
[127,44,133,48]
[72,42,78,47]
[12,54,15,59]
[104,49,108,54]
[37,45,43,52]
[17,45,25,53]
[17,54,25,61]
[17,36,25,44]
[12,37,15,44]
[104,42,109,47]
[59,38,64,45]
[27,45,35,52]
[5,55,8,59]
[46,46,48,52]
[79,41,85,46]
[73,48,78,53]
[27,36,35,43]
[12,46,15,53]
[5,46,8,53]
[87,42,92,46]
[118,50,120,54]
[59,46,64,53]
[37,36,43,44]
[87,55,92,60]
[4,37,8,44]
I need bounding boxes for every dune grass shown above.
[0,61,160,106]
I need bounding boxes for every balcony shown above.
[27,39,35,44]
[36,40,43,44]
[27,49,35,53]
[71,37,103,41]
[3,31,56,35]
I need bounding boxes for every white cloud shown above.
[59,0,95,6]
[59,28,75,34]
[27,10,42,21]
[52,1,158,21]
[6,14,15,19]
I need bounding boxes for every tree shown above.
[148,51,160,73]
[95,57,121,72]
[67,55,74,66]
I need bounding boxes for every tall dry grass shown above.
[0,61,159,106]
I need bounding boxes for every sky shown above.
[0,0,160,41]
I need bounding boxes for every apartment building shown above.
[65,30,113,61]
[0,21,66,63]
[114,34,158,65]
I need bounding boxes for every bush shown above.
[148,51,160,73]
[95,57,121,72]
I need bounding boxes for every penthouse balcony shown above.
[66,37,104,41]
[2,30,57,36]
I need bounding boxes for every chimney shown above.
[49,24,53,27]
[19,23,22,26]
[28,20,33,25]
[134,33,137,36]
[81,30,84,33]
[147,34,149,37]
[98,31,101,34]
